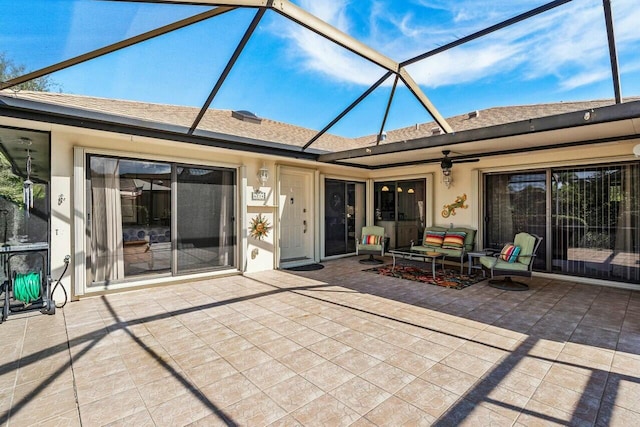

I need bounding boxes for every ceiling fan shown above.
[440,150,479,171]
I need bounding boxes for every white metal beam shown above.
[271,0,398,72]
[399,68,453,133]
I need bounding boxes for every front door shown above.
[279,167,314,266]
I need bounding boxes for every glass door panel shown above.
[374,179,426,250]
[324,179,365,256]
[175,166,235,274]
[396,180,425,248]
[552,164,639,282]
[484,172,547,270]
[88,156,171,284]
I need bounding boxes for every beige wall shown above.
[2,115,638,296]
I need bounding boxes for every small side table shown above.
[467,250,492,276]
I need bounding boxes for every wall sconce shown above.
[441,151,453,188]
[257,163,269,186]
[381,185,389,192]
[442,169,453,188]
[397,186,403,192]
[407,188,415,194]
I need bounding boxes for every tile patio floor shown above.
[1,257,639,426]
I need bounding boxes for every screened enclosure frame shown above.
[0,0,629,166]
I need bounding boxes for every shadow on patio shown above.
[1,256,639,426]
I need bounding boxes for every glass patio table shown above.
[388,249,444,279]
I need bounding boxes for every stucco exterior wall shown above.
[2,114,638,298]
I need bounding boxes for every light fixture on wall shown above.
[407,188,415,194]
[381,185,389,192]
[257,163,269,186]
[397,186,403,192]
[441,150,453,188]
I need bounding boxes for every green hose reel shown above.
[13,271,42,304]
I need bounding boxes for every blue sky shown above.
[2,0,639,138]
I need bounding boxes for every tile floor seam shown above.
[3,319,26,427]
[60,309,83,427]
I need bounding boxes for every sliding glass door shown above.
[552,164,639,282]
[484,162,640,283]
[176,166,235,273]
[374,179,426,250]
[324,179,366,257]
[87,155,236,286]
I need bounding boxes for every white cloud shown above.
[560,68,611,90]
[278,0,383,85]
[280,0,640,92]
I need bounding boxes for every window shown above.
[87,155,236,285]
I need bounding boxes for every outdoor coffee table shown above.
[388,249,444,279]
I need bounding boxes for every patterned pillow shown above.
[424,231,445,247]
[361,235,382,245]
[500,244,521,263]
[441,231,466,249]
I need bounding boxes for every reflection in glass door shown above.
[374,180,426,250]
[484,171,547,271]
[324,179,365,256]
[175,166,236,274]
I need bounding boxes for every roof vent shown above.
[468,110,480,119]
[232,110,262,124]
[431,127,442,135]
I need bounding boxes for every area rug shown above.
[364,264,484,290]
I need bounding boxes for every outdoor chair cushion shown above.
[357,226,385,255]
[442,231,466,249]
[478,232,538,272]
[411,226,477,273]
[500,244,521,263]
[424,231,445,246]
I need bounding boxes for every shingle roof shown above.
[2,91,360,152]
[3,91,635,153]
[354,99,639,146]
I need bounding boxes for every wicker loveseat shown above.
[410,225,477,273]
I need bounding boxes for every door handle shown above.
[303,220,307,233]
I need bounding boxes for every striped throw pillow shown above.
[424,231,445,247]
[442,231,466,249]
[500,244,521,263]
[361,235,382,245]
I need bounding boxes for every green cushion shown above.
[362,226,385,238]
[513,232,536,266]
[479,255,529,271]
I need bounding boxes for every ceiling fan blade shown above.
[452,158,480,164]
